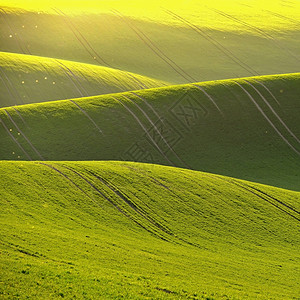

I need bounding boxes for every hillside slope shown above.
[1,161,299,299]
[1,73,299,190]
[0,52,167,107]
[1,0,299,84]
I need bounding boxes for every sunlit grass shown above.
[0,51,167,107]
[1,73,299,190]
[0,160,299,299]
[1,0,300,31]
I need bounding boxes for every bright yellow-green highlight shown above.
[1,0,300,31]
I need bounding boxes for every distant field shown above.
[1,0,299,87]
[0,51,167,107]
[1,161,299,299]
[1,73,299,190]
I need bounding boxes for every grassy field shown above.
[1,161,299,299]
[1,1,299,299]
[0,51,167,107]
[1,0,299,87]
[1,73,299,190]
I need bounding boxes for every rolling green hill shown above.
[1,1,299,299]
[1,0,299,85]
[0,51,167,107]
[1,160,299,299]
[1,73,299,190]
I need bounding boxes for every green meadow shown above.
[1,73,299,190]
[0,51,167,107]
[0,0,299,299]
[1,161,299,299]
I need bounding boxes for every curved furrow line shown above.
[130,92,161,120]
[53,8,148,90]
[176,169,269,230]
[0,8,31,55]
[58,164,173,242]
[0,73,27,122]
[234,182,300,222]
[0,68,24,105]
[245,80,300,145]
[11,107,27,127]
[0,73,23,106]
[263,10,300,25]
[112,9,197,83]
[117,70,149,90]
[86,169,174,236]
[243,183,300,216]
[120,164,205,219]
[4,109,44,160]
[54,59,88,97]
[69,100,104,136]
[208,173,300,222]
[52,8,110,67]
[0,115,32,160]
[164,9,259,77]
[86,167,207,249]
[191,84,223,114]
[111,95,175,166]
[209,7,300,62]
[37,162,97,204]
[252,79,281,106]
[234,81,300,156]
[123,94,189,168]
[55,62,84,97]
[130,92,191,168]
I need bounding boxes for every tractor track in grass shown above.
[191,84,223,114]
[244,80,300,146]
[112,9,197,83]
[0,73,24,106]
[98,167,187,222]
[209,7,300,63]
[234,81,300,156]
[55,62,84,97]
[40,161,207,248]
[0,8,31,55]
[164,9,259,77]
[252,79,281,106]
[4,109,44,160]
[53,8,148,91]
[120,164,209,221]
[234,182,300,222]
[150,166,276,244]
[84,167,206,248]
[53,8,148,90]
[263,9,300,25]
[56,164,173,242]
[111,95,175,166]
[0,115,32,160]
[37,162,96,204]
[0,68,24,106]
[130,92,191,168]
[54,59,88,98]
[244,184,300,216]
[200,172,300,229]
[121,164,265,241]
[52,8,110,68]
[11,107,27,126]
[123,94,189,168]
[211,174,300,222]
[69,100,104,136]
[0,70,27,123]
[86,169,174,235]
[130,92,161,120]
